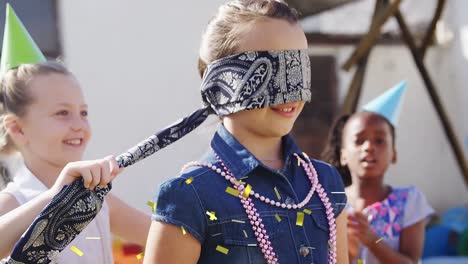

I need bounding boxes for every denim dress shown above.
[153,125,346,263]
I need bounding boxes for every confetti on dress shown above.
[231,219,245,224]
[296,212,305,226]
[206,211,218,221]
[274,187,281,200]
[216,245,229,255]
[181,226,187,235]
[225,187,239,197]
[185,177,194,184]
[303,209,312,215]
[242,184,252,198]
[243,230,248,238]
[375,237,384,244]
[275,214,282,222]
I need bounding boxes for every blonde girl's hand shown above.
[51,155,122,194]
[347,211,380,247]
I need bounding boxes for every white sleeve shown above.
[402,186,434,228]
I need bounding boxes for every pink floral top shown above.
[352,186,434,264]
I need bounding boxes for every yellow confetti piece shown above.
[357,259,364,264]
[297,157,301,166]
[216,245,229,255]
[233,180,246,185]
[85,237,101,240]
[243,230,248,238]
[274,187,281,200]
[225,187,239,197]
[70,246,83,256]
[231,219,245,224]
[242,184,252,198]
[181,226,187,235]
[296,212,304,226]
[185,177,194,184]
[275,213,282,222]
[375,237,384,244]
[136,252,144,260]
[206,211,217,221]
[147,201,156,213]
[303,209,312,215]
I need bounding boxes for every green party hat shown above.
[1,3,46,74]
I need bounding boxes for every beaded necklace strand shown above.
[181,153,337,264]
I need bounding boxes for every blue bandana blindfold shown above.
[202,49,312,116]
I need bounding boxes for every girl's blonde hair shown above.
[0,61,70,153]
[198,0,299,77]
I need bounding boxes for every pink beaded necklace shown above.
[181,153,337,264]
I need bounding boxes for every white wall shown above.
[59,0,225,211]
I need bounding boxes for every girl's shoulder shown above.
[309,158,345,187]
[389,185,425,202]
[389,185,434,228]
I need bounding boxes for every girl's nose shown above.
[362,140,375,152]
[71,114,87,131]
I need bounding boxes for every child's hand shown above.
[347,226,361,260]
[347,211,379,247]
[51,155,122,194]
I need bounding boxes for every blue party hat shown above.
[362,81,407,126]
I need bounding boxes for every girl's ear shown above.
[3,114,27,147]
[392,149,397,164]
[340,148,347,166]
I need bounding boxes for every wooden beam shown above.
[419,0,447,58]
[394,10,468,186]
[340,0,384,115]
[341,0,402,71]
[340,58,369,115]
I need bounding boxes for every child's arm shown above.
[143,221,201,264]
[0,156,120,258]
[0,189,57,257]
[107,193,152,246]
[336,210,350,263]
[348,211,423,264]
